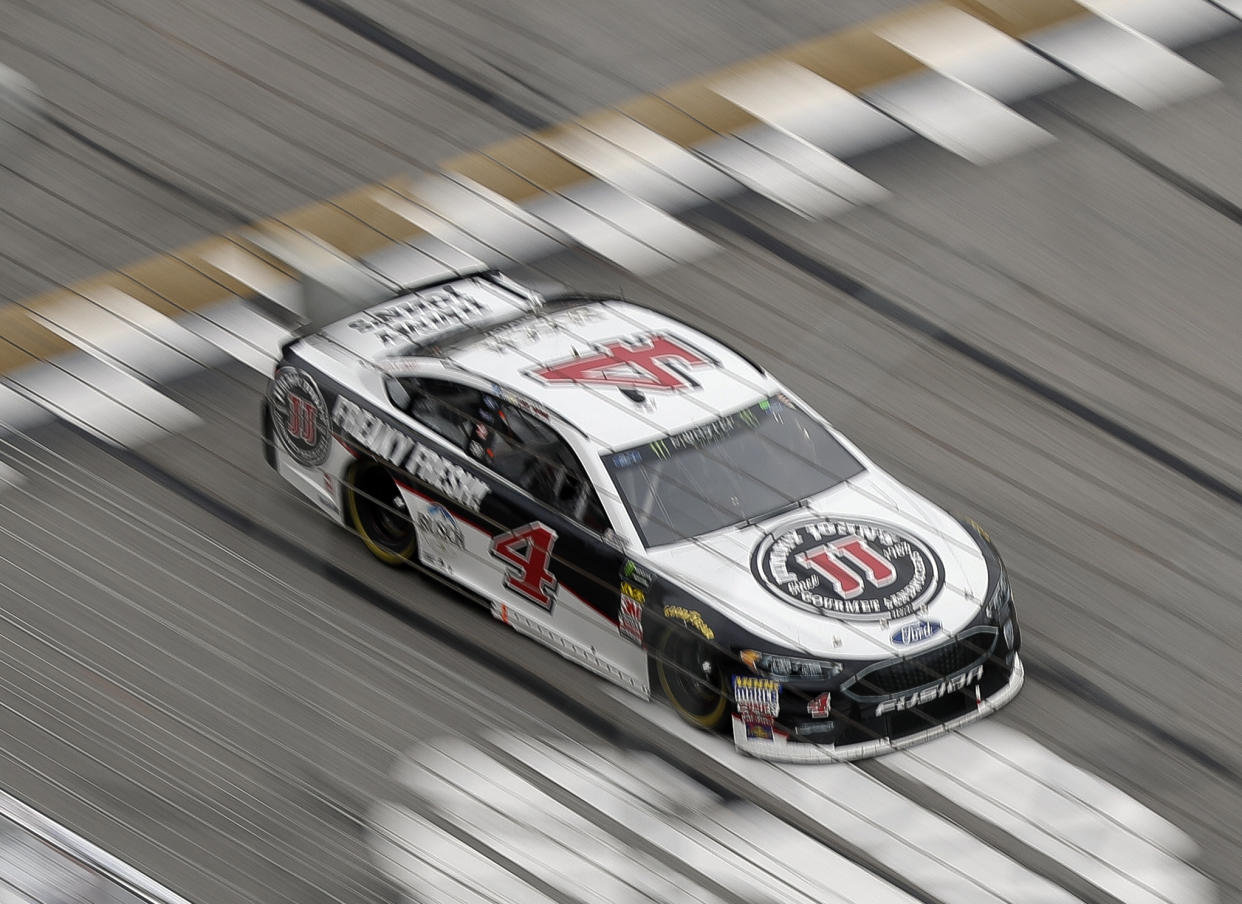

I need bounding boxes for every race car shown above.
[262,270,1023,762]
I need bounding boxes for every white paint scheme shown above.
[275,276,1008,730]
[313,273,541,361]
[643,467,992,660]
[444,299,778,449]
[279,313,653,697]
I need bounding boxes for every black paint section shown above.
[294,0,553,131]
[702,203,1242,508]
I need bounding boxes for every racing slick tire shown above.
[345,460,418,566]
[654,625,731,731]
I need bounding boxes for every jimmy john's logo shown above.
[270,367,332,467]
[333,396,489,510]
[751,518,943,621]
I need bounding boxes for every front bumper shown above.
[731,654,1025,763]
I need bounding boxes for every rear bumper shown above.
[731,654,1024,763]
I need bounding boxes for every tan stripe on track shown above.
[3,0,1095,377]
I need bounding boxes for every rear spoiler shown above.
[232,224,491,340]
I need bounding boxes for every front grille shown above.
[844,627,998,700]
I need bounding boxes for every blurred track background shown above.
[2,1,1242,902]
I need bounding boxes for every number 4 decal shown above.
[490,522,559,610]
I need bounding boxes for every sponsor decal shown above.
[619,559,653,589]
[874,665,984,716]
[489,384,551,422]
[270,367,332,467]
[499,604,643,692]
[619,582,646,604]
[794,720,835,737]
[891,619,942,646]
[490,522,559,610]
[483,306,601,350]
[663,606,715,640]
[968,518,992,543]
[745,722,774,741]
[732,675,780,725]
[751,518,945,622]
[417,504,465,550]
[333,396,489,510]
[807,692,832,719]
[619,594,643,646]
[527,334,715,392]
[347,290,490,346]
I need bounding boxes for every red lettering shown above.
[529,334,712,391]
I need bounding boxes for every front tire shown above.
[345,460,417,566]
[654,626,730,731]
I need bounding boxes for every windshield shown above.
[603,395,864,547]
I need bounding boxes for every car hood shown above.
[642,468,991,660]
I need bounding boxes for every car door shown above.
[474,401,650,691]
[394,373,647,690]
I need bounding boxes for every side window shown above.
[500,408,611,533]
[389,375,611,533]
[390,377,485,449]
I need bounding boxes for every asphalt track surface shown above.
[3,1,1242,902]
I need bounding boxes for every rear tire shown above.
[345,460,417,566]
[654,626,730,731]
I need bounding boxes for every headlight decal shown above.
[740,650,843,680]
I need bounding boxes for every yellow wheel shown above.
[345,460,417,566]
[655,626,730,730]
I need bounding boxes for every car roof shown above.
[441,301,778,450]
[308,274,780,449]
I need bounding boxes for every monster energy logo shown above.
[650,439,670,458]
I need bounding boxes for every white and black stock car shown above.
[263,271,1023,762]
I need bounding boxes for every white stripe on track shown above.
[33,288,228,382]
[711,61,907,160]
[178,301,288,374]
[605,691,1082,904]
[378,733,920,904]
[865,72,1053,164]
[1029,15,1218,110]
[7,354,199,446]
[875,5,1072,103]
[537,119,730,211]
[883,723,1218,904]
